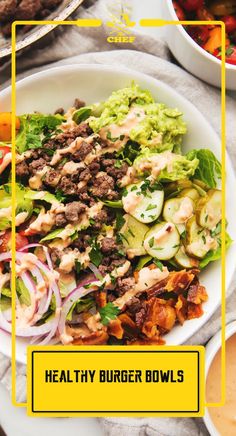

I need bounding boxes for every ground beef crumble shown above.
[1,0,63,37]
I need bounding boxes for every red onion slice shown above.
[88,262,103,281]
[58,285,97,338]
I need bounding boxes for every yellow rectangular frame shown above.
[10,17,226,412]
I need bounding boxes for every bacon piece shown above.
[95,290,107,308]
[187,303,204,320]
[108,319,124,339]
[175,295,188,325]
[142,298,176,337]
[72,331,108,345]
[118,313,140,338]
[187,281,208,305]
[128,335,165,345]
[147,269,198,298]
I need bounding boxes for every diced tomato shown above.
[0,113,20,142]
[203,27,230,54]
[196,7,215,28]
[0,146,11,165]
[222,16,236,34]
[189,25,210,46]
[226,45,236,64]
[178,0,204,12]
[213,45,236,65]
[0,230,29,253]
[173,1,186,20]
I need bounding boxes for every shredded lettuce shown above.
[16,278,31,306]
[16,114,64,154]
[25,190,59,205]
[0,183,33,230]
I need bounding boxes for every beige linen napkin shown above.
[0,1,236,435]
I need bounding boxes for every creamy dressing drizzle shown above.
[173,197,194,224]
[114,266,169,310]
[119,166,138,188]
[207,333,236,435]
[139,151,175,178]
[187,234,217,255]
[50,136,95,166]
[29,167,49,190]
[15,211,29,226]
[99,107,145,149]
[0,206,12,220]
[154,223,175,243]
[61,161,85,175]
[123,190,143,214]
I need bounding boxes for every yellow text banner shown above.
[27,346,205,417]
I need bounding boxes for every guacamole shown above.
[89,83,187,152]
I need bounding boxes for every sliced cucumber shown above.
[122,181,164,224]
[179,188,200,202]
[174,245,199,269]
[192,179,210,192]
[195,189,221,230]
[120,214,148,258]
[163,198,185,235]
[163,196,194,228]
[144,221,180,260]
[185,216,217,259]
[164,179,193,198]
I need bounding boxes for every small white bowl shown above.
[204,321,236,436]
[162,0,236,90]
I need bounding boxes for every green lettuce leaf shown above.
[186,149,221,188]
[200,232,233,268]
[66,297,94,321]
[16,278,31,306]
[16,114,64,154]
[25,190,59,205]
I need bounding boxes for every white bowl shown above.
[162,0,236,90]
[0,64,236,363]
[204,321,236,436]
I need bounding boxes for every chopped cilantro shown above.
[89,240,103,267]
[122,188,128,197]
[128,228,135,237]
[116,211,125,231]
[99,302,120,326]
[148,237,154,248]
[55,189,67,202]
[154,259,164,271]
[3,185,11,195]
[114,160,122,168]
[106,131,118,142]
[146,204,156,211]
[75,260,82,275]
